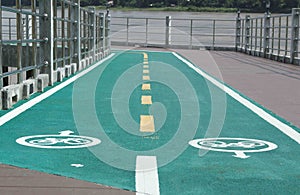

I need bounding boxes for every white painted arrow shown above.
[71,164,84,168]
[232,151,250,159]
[59,130,74,136]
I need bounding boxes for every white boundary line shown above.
[0,54,115,126]
[173,52,300,144]
[136,156,160,195]
[112,49,172,54]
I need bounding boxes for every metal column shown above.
[39,0,54,85]
[235,11,241,51]
[16,0,23,84]
[165,16,171,48]
[245,15,251,52]
[70,0,81,70]
[89,7,96,62]
[290,8,300,64]
[263,12,271,58]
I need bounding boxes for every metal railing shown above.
[110,16,236,50]
[236,8,300,65]
[0,0,111,109]
[110,9,299,65]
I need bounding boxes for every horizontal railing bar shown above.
[172,18,236,22]
[53,17,76,23]
[1,64,44,79]
[1,39,45,44]
[1,6,44,17]
[112,17,165,20]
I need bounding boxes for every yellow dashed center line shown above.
[141,95,152,105]
[140,52,155,133]
[143,75,150,80]
[142,84,151,91]
[143,53,148,60]
[140,115,155,132]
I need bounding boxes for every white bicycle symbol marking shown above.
[189,138,278,159]
[199,140,266,149]
[16,130,101,149]
[28,137,92,146]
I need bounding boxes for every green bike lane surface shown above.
[0,50,299,194]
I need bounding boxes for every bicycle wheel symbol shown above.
[16,131,101,149]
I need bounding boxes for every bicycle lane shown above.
[0,50,299,195]
[150,52,300,194]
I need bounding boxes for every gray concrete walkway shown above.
[175,49,300,128]
[0,164,134,195]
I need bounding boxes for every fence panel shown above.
[0,0,111,109]
[110,16,236,49]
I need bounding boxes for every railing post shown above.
[145,18,148,46]
[212,20,216,50]
[25,15,30,40]
[245,15,251,53]
[0,0,3,89]
[53,0,58,70]
[39,0,54,85]
[24,15,30,78]
[99,12,104,53]
[104,12,111,54]
[290,8,300,65]
[103,14,106,53]
[165,16,171,48]
[126,17,129,46]
[70,0,81,70]
[61,2,66,67]
[31,0,37,78]
[263,12,271,58]
[235,10,241,51]
[67,3,71,65]
[8,18,11,40]
[189,19,193,49]
[89,7,96,62]
[16,0,23,84]
[83,10,87,60]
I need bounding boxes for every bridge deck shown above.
[0,48,299,194]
